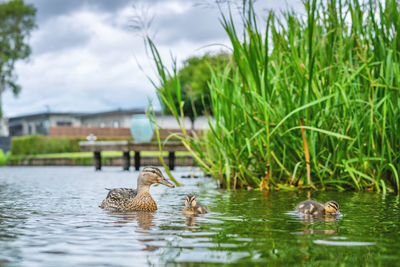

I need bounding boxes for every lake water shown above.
[0,166,399,266]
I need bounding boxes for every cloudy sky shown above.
[3,0,302,117]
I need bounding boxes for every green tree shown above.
[157,52,230,126]
[0,0,36,118]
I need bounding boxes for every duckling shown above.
[100,166,175,212]
[295,200,340,216]
[182,194,208,215]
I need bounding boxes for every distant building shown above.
[0,118,9,136]
[7,108,211,137]
[8,112,82,136]
[79,108,154,128]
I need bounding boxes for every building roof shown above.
[8,112,86,122]
[77,108,157,118]
[8,108,162,121]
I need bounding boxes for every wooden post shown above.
[122,151,130,171]
[134,151,140,171]
[94,151,102,171]
[169,151,175,170]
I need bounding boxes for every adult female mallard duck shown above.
[295,200,340,216]
[182,194,208,215]
[100,166,175,212]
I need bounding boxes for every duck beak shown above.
[186,202,192,208]
[330,210,341,216]
[160,177,175,188]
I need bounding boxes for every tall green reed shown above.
[149,0,400,192]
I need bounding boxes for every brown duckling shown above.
[295,200,340,216]
[99,166,175,212]
[182,194,208,215]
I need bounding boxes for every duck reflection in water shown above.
[107,211,164,252]
[106,211,154,230]
[295,214,339,234]
[184,215,196,227]
[134,211,155,230]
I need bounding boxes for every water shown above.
[0,166,399,266]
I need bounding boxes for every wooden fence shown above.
[49,126,188,140]
[49,126,131,138]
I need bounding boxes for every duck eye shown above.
[330,202,339,209]
[328,203,338,211]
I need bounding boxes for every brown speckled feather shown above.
[106,188,137,200]
[295,200,325,215]
[125,191,157,212]
[100,190,157,212]
[195,205,208,214]
[182,203,208,215]
[99,188,137,210]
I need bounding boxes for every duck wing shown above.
[295,200,324,215]
[99,188,137,210]
[105,188,137,200]
[192,202,208,214]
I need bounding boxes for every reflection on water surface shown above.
[0,166,399,266]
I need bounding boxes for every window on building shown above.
[56,121,72,126]
[36,121,49,135]
[10,125,23,136]
[113,121,120,128]
[100,122,105,128]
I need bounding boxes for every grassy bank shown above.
[0,149,10,166]
[7,151,192,166]
[8,151,190,160]
[10,136,134,155]
[151,0,400,192]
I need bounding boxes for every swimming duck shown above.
[99,166,175,212]
[295,200,340,216]
[182,194,208,215]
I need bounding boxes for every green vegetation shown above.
[0,0,36,117]
[29,151,122,158]
[157,53,230,123]
[11,136,82,155]
[19,151,190,158]
[150,0,400,192]
[7,150,191,166]
[0,149,10,165]
[10,136,133,155]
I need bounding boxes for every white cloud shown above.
[3,0,303,117]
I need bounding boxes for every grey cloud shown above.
[139,1,287,47]
[26,0,132,23]
[3,78,155,116]
[154,6,225,45]
[32,24,91,55]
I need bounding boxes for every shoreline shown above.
[7,155,195,167]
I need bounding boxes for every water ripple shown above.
[313,240,376,246]
[0,167,399,266]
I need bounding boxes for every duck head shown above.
[324,201,340,215]
[138,166,175,188]
[184,194,197,208]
